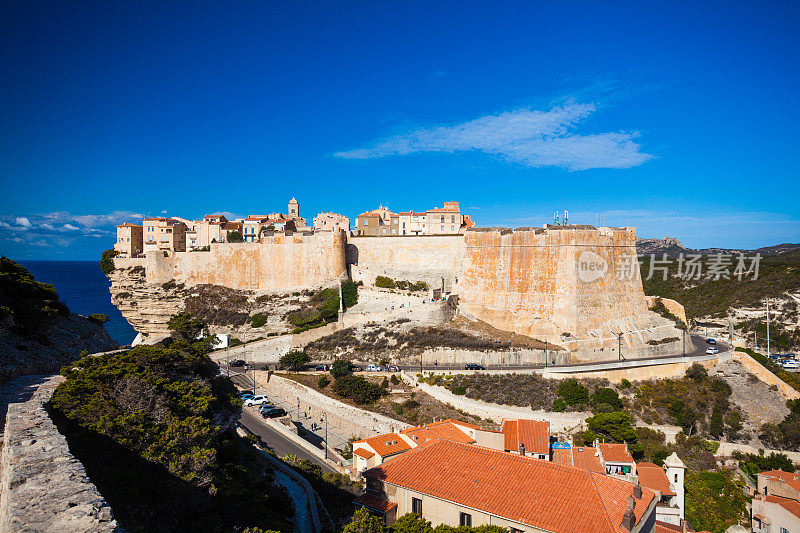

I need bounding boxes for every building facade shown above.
[355,205,399,236]
[142,218,186,252]
[313,212,350,233]
[114,223,143,257]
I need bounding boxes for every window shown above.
[459,513,472,527]
[441,226,444,231]
[412,498,422,517]
[451,226,455,232]
[451,215,456,223]
[674,473,678,483]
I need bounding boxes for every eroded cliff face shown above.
[458,227,683,359]
[109,262,315,341]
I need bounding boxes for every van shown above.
[366,364,381,372]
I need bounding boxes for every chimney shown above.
[627,495,636,511]
[621,509,635,531]
[519,443,526,456]
[633,483,642,499]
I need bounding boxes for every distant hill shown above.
[636,236,800,257]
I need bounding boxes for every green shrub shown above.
[685,470,749,533]
[279,350,310,371]
[227,230,244,243]
[87,313,109,325]
[98,249,118,275]
[552,398,567,412]
[591,387,623,411]
[317,375,330,388]
[341,280,359,309]
[451,386,466,396]
[251,313,268,328]
[330,359,350,379]
[586,411,638,443]
[557,379,589,406]
[332,375,387,405]
[374,275,396,289]
[620,378,632,388]
[286,288,339,328]
[167,312,206,341]
[686,363,708,382]
[161,280,176,290]
[391,402,404,415]
[390,374,400,385]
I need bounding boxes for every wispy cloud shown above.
[334,103,654,171]
[0,210,145,250]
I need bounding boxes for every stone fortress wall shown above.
[145,231,348,291]
[112,225,683,360]
[457,226,683,360]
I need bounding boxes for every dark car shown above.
[706,338,717,345]
[258,402,276,412]
[349,365,362,372]
[261,407,286,418]
[315,365,329,371]
[464,363,485,370]
[229,359,246,367]
[240,392,254,400]
[387,364,400,372]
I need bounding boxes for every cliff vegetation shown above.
[49,315,292,532]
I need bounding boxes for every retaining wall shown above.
[0,375,117,532]
[731,351,800,400]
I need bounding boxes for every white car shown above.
[243,395,271,406]
[782,360,800,371]
[705,346,719,355]
[365,364,382,372]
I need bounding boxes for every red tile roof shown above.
[353,448,375,459]
[599,443,635,463]
[354,434,411,458]
[759,470,800,492]
[501,419,550,455]
[766,494,800,519]
[637,463,675,496]
[551,446,605,473]
[353,493,397,514]
[363,440,655,533]
[400,420,474,447]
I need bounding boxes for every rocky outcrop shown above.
[0,314,118,385]
[636,236,687,255]
[0,375,117,532]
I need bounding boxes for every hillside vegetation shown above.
[640,250,800,319]
[49,315,292,532]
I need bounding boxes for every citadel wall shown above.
[347,235,463,291]
[145,231,347,291]
[457,227,682,359]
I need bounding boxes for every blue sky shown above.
[1,1,799,260]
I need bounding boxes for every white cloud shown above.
[62,223,80,231]
[335,103,654,171]
[15,217,31,227]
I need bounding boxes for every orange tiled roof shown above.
[759,470,800,492]
[400,420,474,447]
[501,419,550,455]
[363,440,655,533]
[353,493,397,514]
[355,434,411,458]
[766,494,800,519]
[353,448,375,459]
[599,442,634,463]
[551,445,604,473]
[461,215,475,229]
[637,463,675,496]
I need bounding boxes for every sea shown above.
[20,260,138,346]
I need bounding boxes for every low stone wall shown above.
[0,375,117,532]
[259,374,410,439]
[731,351,800,401]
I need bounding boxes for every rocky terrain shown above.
[108,262,318,342]
[637,235,800,256]
[0,258,118,384]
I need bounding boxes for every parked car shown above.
[782,360,800,371]
[315,364,329,371]
[243,395,271,406]
[387,364,400,372]
[705,347,719,355]
[366,364,382,372]
[349,365,362,372]
[464,363,485,370]
[261,407,287,418]
[240,392,254,400]
[258,402,276,412]
[229,359,246,367]
[705,338,717,345]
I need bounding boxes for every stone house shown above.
[355,205,399,236]
[426,201,464,235]
[398,212,428,235]
[242,216,268,242]
[752,470,800,532]
[313,212,350,234]
[142,217,186,252]
[358,440,658,531]
[114,223,143,257]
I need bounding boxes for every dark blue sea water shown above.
[19,260,137,346]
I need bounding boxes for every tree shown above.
[391,513,432,533]
[99,248,118,275]
[279,350,310,371]
[331,359,351,378]
[167,312,206,341]
[342,507,386,533]
[586,411,638,443]
[590,387,623,411]
[228,230,244,243]
[317,375,330,388]
[556,379,589,406]
[374,275,396,289]
[685,363,708,382]
[341,280,359,309]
